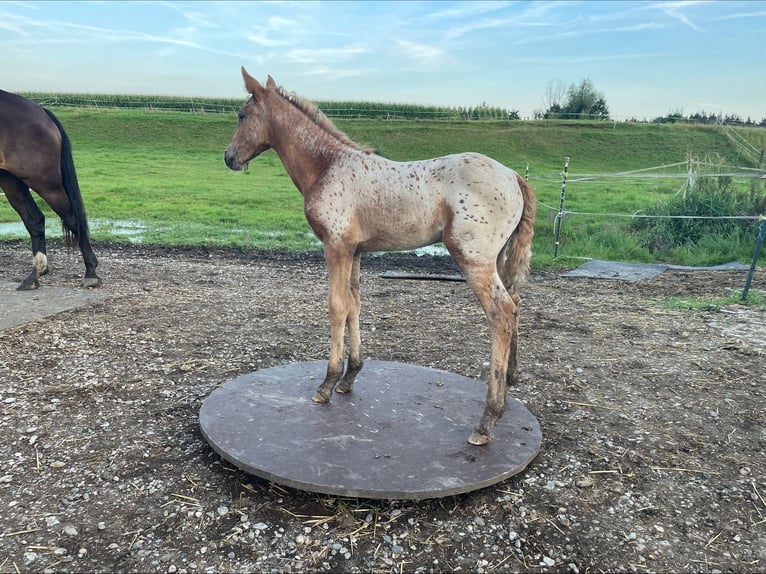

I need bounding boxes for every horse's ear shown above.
[266,75,277,89]
[241,67,265,97]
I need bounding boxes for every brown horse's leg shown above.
[35,182,101,288]
[461,264,517,446]
[0,172,48,290]
[337,252,363,393]
[312,247,355,403]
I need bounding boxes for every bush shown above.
[629,176,766,263]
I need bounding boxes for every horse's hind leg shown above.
[507,290,521,386]
[337,252,363,393]
[35,182,101,288]
[458,261,517,445]
[313,247,356,403]
[0,172,48,290]
[76,237,100,288]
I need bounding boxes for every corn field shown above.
[21,92,520,121]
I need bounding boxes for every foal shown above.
[225,68,536,444]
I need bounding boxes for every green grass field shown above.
[1,106,764,269]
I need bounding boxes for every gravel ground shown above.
[0,240,764,573]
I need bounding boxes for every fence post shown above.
[741,215,766,302]
[553,157,570,258]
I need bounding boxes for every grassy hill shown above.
[0,107,764,268]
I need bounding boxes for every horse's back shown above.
[317,151,524,255]
[436,152,525,247]
[340,151,518,204]
[438,151,519,184]
[0,90,49,126]
[0,91,61,177]
[430,152,524,217]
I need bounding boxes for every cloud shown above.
[283,46,366,65]
[266,16,297,31]
[444,16,517,40]
[648,1,706,31]
[516,51,675,66]
[0,14,31,36]
[516,1,566,21]
[299,67,373,81]
[712,10,766,21]
[395,39,443,66]
[618,22,666,31]
[159,1,220,29]
[244,14,302,48]
[425,1,513,21]
[2,9,247,59]
[419,1,541,41]
[247,34,290,48]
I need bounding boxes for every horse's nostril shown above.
[224,148,241,171]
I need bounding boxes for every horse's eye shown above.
[237,112,245,124]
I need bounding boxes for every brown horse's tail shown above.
[499,174,536,293]
[43,108,91,248]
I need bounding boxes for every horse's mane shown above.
[274,85,374,153]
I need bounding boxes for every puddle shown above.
[370,244,450,259]
[414,244,449,257]
[0,221,60,237]
[0,219,147,243]
[91,219,146,243]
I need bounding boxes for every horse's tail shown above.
[499,174,536,293]
[43,108,90,249]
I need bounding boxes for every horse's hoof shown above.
[311,392,330,404]
[335,382,354,394]
[467,431,490,446]
[82,276,102,288]
[17,279,40,291]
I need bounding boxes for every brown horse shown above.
[0,90,100,290]
[224,68,536,445]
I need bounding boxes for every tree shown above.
[542,103,562,120]
[561,78,610,119]
[589,96,610,121]
[541,78,610,120]
[541,80,566,113]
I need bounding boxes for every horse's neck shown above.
[269,105,346,195]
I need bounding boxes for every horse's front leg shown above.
[336,252,363,393]
[19,251,49,291]
[312,247,355,403]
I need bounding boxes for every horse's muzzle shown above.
[224,146,245,171]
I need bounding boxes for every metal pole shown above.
[553,157,570,258]
[741,215,766,302]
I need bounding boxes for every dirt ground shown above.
[0,240,764,573]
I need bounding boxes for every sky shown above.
[2,1,765,121]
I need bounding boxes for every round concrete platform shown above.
[199,360,541,500]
